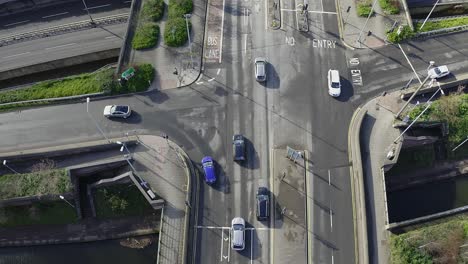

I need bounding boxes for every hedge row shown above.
[131,0,164,50]
[164,0,193,47]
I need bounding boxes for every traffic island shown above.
[267,0,281,29]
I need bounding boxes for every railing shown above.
[156,206,164,264]
[0,13,129,47]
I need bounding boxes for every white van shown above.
[231,217,245,251]
[327,69,341,97]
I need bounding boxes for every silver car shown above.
[103,105,132,118]
[231,217,245,251]
[428,65,449,79]
[254,57,267,82]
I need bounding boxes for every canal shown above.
[0,235,158,264]
[387,174,468,223]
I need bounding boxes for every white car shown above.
[103,105,132,118]
[254,57,267,82]
[327,69,341,97]
[231,217,245,251]
[428,65,449,79]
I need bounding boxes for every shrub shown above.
[168,0,193,18]
[386,25,414,43]
[415,17,468,33]
[132,22,160,50]
[113,64,155,94]
[164,17,190,47]
[141,0,165,22]
[379,0,400,14]
[356,0,373,17]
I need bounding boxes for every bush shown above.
[132,22,160,50]
[113,64,155,94]
[168,0,193,19]
[141,0,165,22]
[387,25,414,43]
[164,17,190,47]
[0,201,77,227]
[415,17,468,32]
[356,0,373,17]
[379,0,400,14]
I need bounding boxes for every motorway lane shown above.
[0,0,130,36]
[0,24,125,72]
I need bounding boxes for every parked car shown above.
[428,65,449,79]
[103,105,132,118]
[231,217,245,251]
[327,69,341,97]
[254,57,267,82]
[201,156,216,184]
[232,134,246,161]
[256,187,270,221]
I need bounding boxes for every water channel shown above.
[387,174,468,223]
[0,235,158,264]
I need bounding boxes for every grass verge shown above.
[141,0,165,22]
[164,0,193,47]
[94,184,155,219]
[0,201,78,227]
[132,22,160,50]
[415,16,468,33]
[379,0,399,14]
[390,214,468,264]
[0,169,72,200]
[114,63,154,93]
[356,0,373,17]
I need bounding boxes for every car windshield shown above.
[203,161,213,167]
[258,195,268,201]
[233,224,244,231]
[114,106,129,113]
[434,68,441,74]
[331,82,340,88]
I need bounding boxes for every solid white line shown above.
[330,208,333,230]
[195,225,229,229]
[228,229,231,261]
[328,170,331,185]
[3,52,30,59]
[196,81,204,85]
[216,68,221,75]
[219,0,226,63]
[244,34,247,54]
[42,12,68,18]
[320,0,324,12]
[45,43,76,50]
[4,20,29,27]
[398,43,422,84]
[250,229,254,264]
[264,0,268,30]
[220,231,224,261]
[332,252,335,264]
[84,4,111,10]
[105,36,117,39]
[208,78,215,82]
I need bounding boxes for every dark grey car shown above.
[232,134,246,161]
[256,187,270,221]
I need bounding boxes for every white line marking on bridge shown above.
[42,12,69,19]
[4,20,30,27]
[84,4,111,10]
[45,43,76,50]
[216,68,221,75]
[219,0,226,63]
[208,78,215,82]
[3,52,30,59]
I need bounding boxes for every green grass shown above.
[132,22,160,50]
[415,17,468,33]
[0,201,78,227]
[378,0,399,14]
[390,214,468,263]
[141,0,165,22]
[356,0,373,17]
[386,25,415,43]
[164,17,190,47]
[168,0,193,19]
[388,145,435,176]
[0,169,72,200]
[94,184,155,219]
[114,64,154,94]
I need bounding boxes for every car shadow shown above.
[272,192,284,229]
[264,63,280,89]
[238,137,260,170]
[336,77,354,102]
[109,110,143,124]
[236,222,261,260]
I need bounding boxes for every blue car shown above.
[202,156,216,184]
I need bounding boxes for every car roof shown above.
[257,187,268,195]
[329,69,340,81]
[232,217,245,225]
[202,156,213,163]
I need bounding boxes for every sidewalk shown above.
[130,0,207,90]
[270,148,307,264]
[336,0,408,49]
[131,135,194,264]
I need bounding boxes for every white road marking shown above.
[105,36,117,39]
[216,68,221,75]
[328,170,331,185]
[84,4,111,10]
[244,34,248,54]
[208,78,215,82]
[42,12,69,19]
[264,0,268,30]
[332,252,335,264]
[220,231,224,261]
[4,20,29,27]
[250,229,254,264]
[196,81,204,85]
[45,43,76,50]
[3,52,30,59]
[219,0,226,63]
[330,208,333,230]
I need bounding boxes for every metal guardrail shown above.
[0,13,129,47]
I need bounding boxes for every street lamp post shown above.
[86,97,111,143]
[116,141,131,155]
[2,160,18,174]
[419,0,440,31]
[59,195,75,208]
[452,136,468,152]
[81,0,96,25]
[183,14,194,69]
